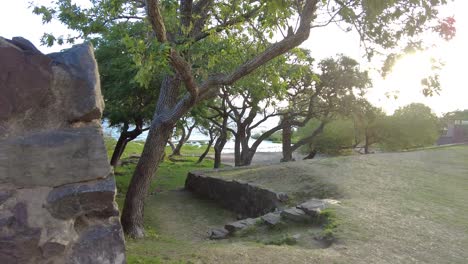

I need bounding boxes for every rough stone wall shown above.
[185,172,288,218]
[0,37,126,264]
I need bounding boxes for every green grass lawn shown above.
[107,138,468,263]
[104,137,215,203]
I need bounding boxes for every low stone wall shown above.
[0,37,125,263]
[185,172,288,217]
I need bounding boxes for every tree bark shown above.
[171,121,196,156]
[213,111,229,169]
[110,132,128,167]
[171,125,186,156]
[110,122,145,167]
[364,129,370,154]
[121,75,180,238]
[281,115,294,162]
[213,135,226,168]
[167,140,176,152]
[239,150,255,166]
[303,149,317,160]
[197,138,213,164]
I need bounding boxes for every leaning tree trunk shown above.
[121,76,180,238]
[197,138,214,164]
[110,124,144,167]
[171,126,186,156]
[303,149,317,160]
[110,132,129,167]
[213,135,227,168]
[167,140,176,152]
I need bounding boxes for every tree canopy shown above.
[31,0,456,238]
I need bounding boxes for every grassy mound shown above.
[107,138,468,263]
[207,145,468,263]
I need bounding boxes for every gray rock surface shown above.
[297,199,327,217]
[0,37,125,264]
[209,228,230,240]
[281,207,310,222]
[225,218,257,233]
[261,212,282,226]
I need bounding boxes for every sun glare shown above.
[367,45,468,116]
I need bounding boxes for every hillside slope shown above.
[203,145,468,263]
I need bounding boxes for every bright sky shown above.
[1,0,467,116]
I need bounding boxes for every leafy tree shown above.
[94,22,159,167]
[297,118,356,157]
[440,109,468,127]
[207,92,232,168]
[169,117,197,156]
[281,55,371,161]
[33,0,454,238]
[382,103,439,150]
[351,99,387,154]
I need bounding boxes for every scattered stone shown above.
[261,212,281,226]
[281,207,310,222]
[209,228,229,240]
[297,199,327,217]
[225,218,257,233]
[276,192,289,202]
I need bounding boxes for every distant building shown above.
[437,120,468,145]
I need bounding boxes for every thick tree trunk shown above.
[213,135,226,168]
[234,134,242,166]
[239,150,255,166]
[121,76,180,238]
[120,121,173,237]
[213,119,228,168]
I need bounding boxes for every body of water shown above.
[102,120,283,153]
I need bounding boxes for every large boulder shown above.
[0,37,125,264]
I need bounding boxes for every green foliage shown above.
[381,103,439,151]
[94,22,159,128]
[104,137,214,195]
[253,131,282,143]
[263,234,298,246]
[297,118,356,156]
[319,209,339,241]
[440,109,468,128]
